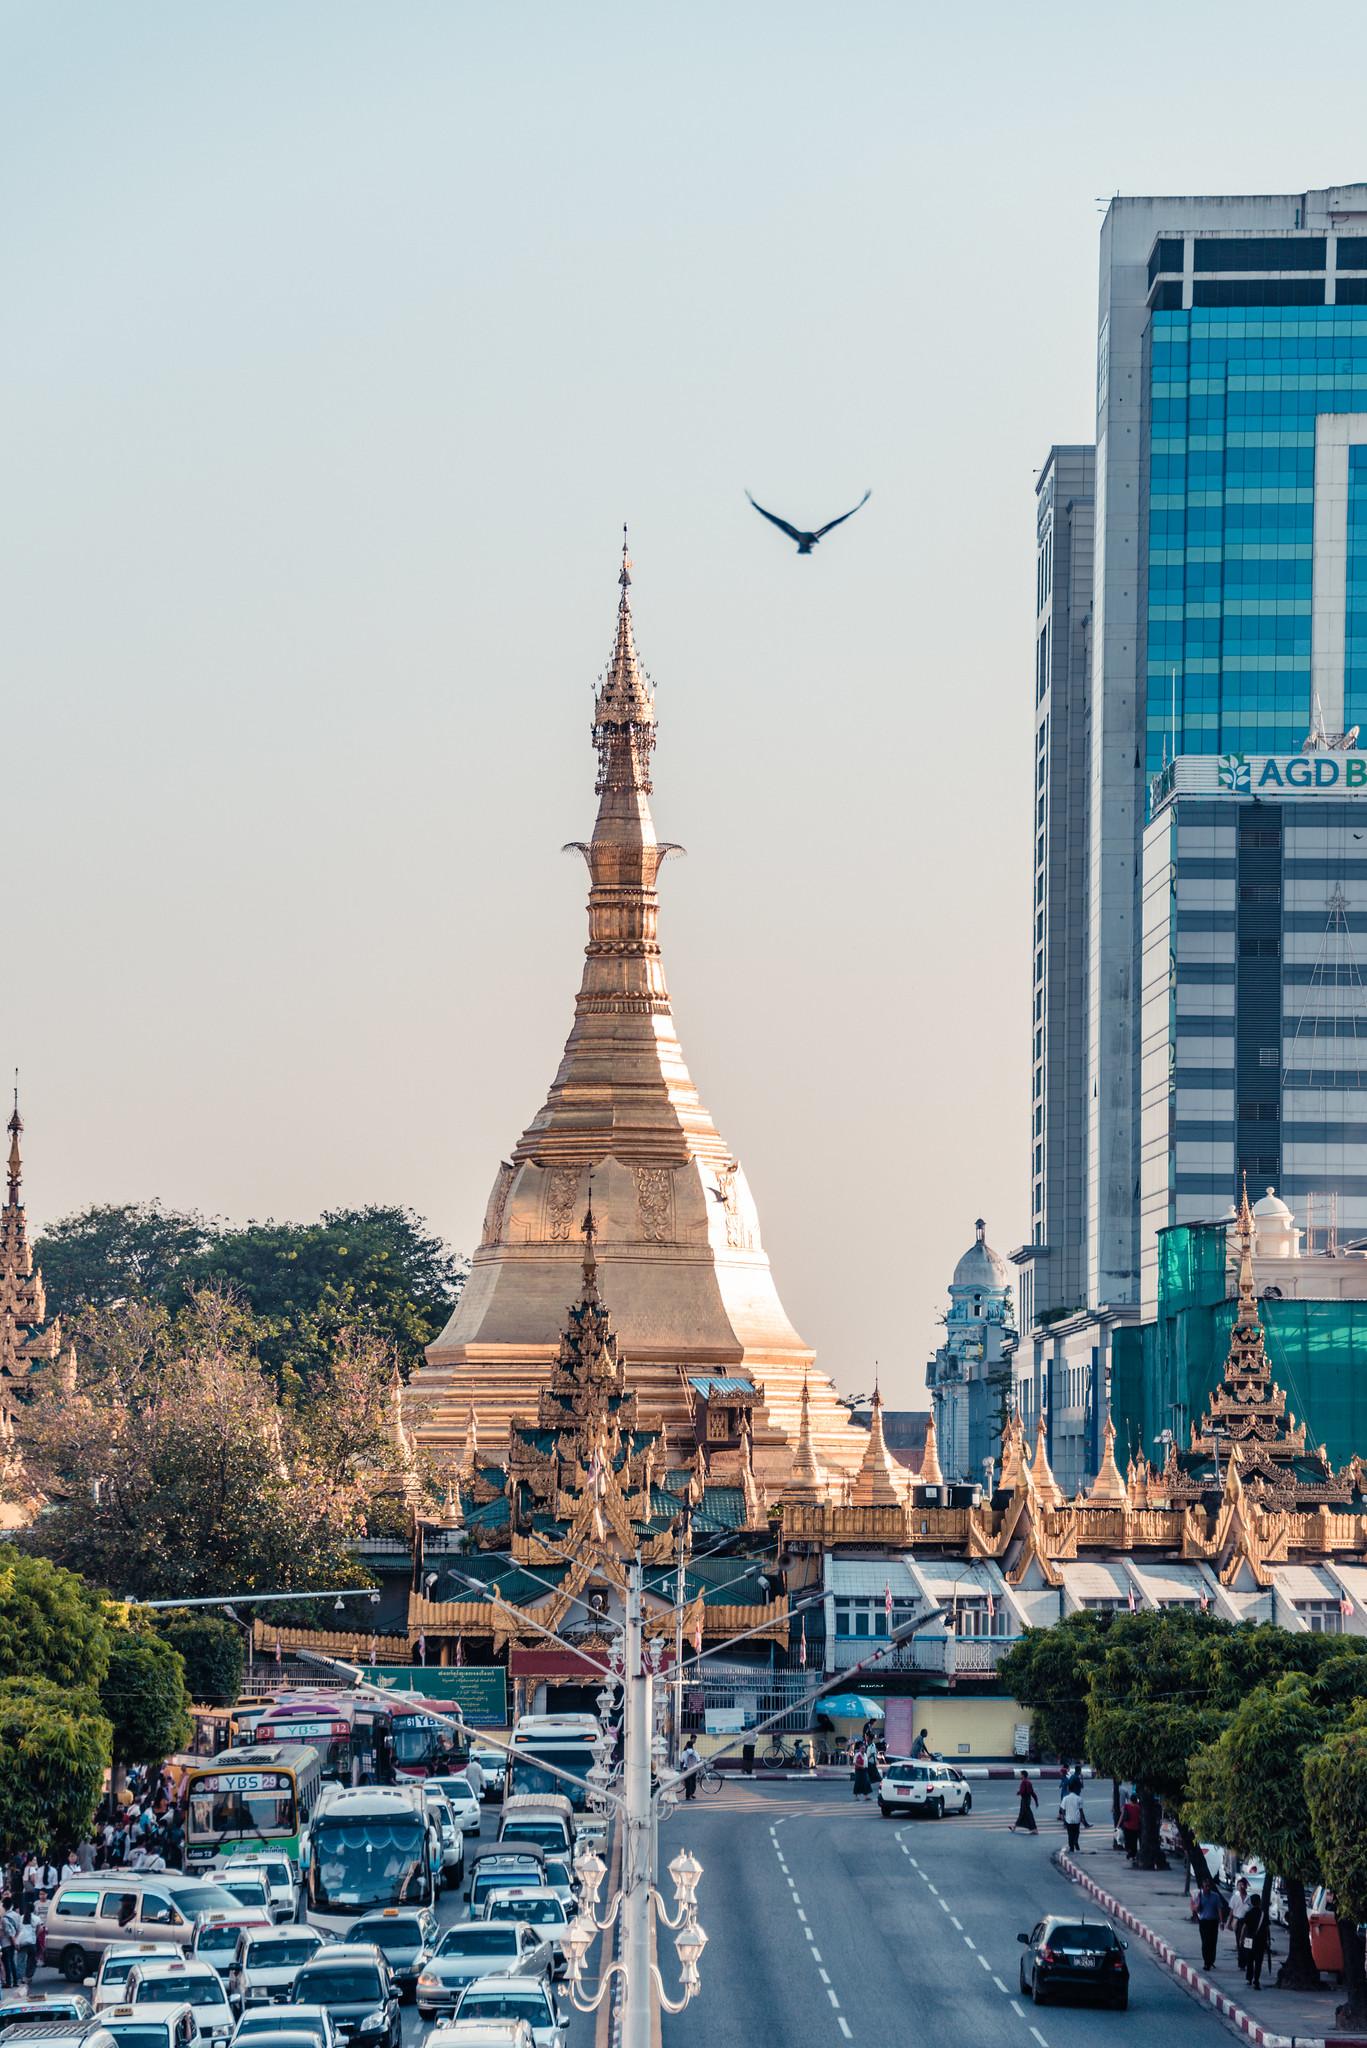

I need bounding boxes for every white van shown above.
[46,1879,242,1985]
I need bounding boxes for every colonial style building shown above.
[925,1219,1015,1491]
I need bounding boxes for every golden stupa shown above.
[409,543,866,1487]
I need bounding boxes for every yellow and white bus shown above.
[183,1743,323,1873]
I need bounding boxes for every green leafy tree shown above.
[184,1207,466,1392]
[155,1611,245,1706]
[997,1610,1116,1763]
[0,1546,109,1691]
[1187,1674,1327,1987]
[100,1624,192,1769]
[20,1292,380,1601]
[34,1202,214,1317]
[1304,1711,1367,2027]
[0,1676,111,1857]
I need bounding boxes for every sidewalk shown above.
[1056,1831,1359,2048]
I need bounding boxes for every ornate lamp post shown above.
[561,1845,708,2020]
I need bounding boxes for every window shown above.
[1239,884,1280,905]
[1191,236,1325,271]
[1148,237,1184,287]
[54,1891,100,1918]
[1259,1048,1279,1067]
[1239,936,1279,958]
[1296,1600,1343,1635]
[1238,1102,1279,1123]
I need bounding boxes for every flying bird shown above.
[745,488,871,554]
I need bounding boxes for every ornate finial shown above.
[581,1184,600,1302]
[787,1370,826,1501]
[6,1074,21,1209]
[1030,1410,1063,1507]
[919,1408,944,1487]
[1088,1405,1128,1508]
[975,1217,985,1244]
[851,1379,904,1507]
[620,525,631,595]
[593,532,654,796]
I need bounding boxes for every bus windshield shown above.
[187,1771,296,1842]
[509,1746,594,1811]
[307,1817,432,1912]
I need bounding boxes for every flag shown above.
[692,1611,703,1656]
[417,1632,427,1665]
[273,1634,282,1665]
[884,1581,894,1629]
[1199,1592,1209,1614]
[455,1636,465,1668]
[1341,1595,1355,1619]
[798,1617,807,1668]
[369,1634,378,1664]
[1126,1583,1136,1613]
[986,1591,996,1621]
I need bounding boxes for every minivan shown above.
[496,1798,573,1859]
[46,1879,242,1985]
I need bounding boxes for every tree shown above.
[0,1546,109,1692]
[155,1611,244,1706]
[20,1291,382,1601]
[100,1624,192,1768]
[1187,1675,1327,1987]
[0,1677,111,1857]
[184,1207,466,1392]
[997,1611,1116,1763]
[34,1202,214,1318]
[1304,1712,1367,2028]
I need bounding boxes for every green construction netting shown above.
[1113,1291,1367,1471]
[1157,1221,1229,1317]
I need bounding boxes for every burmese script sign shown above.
[359,1663,508,1728]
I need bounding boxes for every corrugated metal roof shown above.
[1129,1562,1208,1603]
[913,1560,1002,1601]
[827,1560,921,1597]
[687,1376,755,1397]
[1060,1560,1131,1600]
[1011,1587,1064,1627]
[1273,1563,1338,1601]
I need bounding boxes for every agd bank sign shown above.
[1217,752,1367,794]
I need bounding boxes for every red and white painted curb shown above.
[1057,1851,1321,2048]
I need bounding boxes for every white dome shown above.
[1253,1186,1294,1224]
[952,1219,1011,1293]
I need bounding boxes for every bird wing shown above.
[811,490,872,540]
[745,491,804,543]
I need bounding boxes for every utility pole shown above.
[673,1511,687,1763]
[621,1557,654,2048]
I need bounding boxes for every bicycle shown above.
[698,1759,723,1794]
[762,1739,797,1768]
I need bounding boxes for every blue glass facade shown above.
[1145,307,1367,772]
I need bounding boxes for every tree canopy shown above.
[34,1202,466,1393]
[0,1546,110,1692]
[20,1291,395,1600]
[155,1610,245,1706]
[100,1623,192,1766]
[0,1677,111,1857]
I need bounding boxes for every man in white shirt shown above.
[1061,1787,1084,1852]
[464,1756,485,1800]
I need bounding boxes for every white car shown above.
[427,1777,482,1838]
[214,1859,298,1926]
[876,1761,972,1819]
[427,2023,532,2048]
[231,2004,339,2048]
[101,1998,198,2048]
[210,1876,272,1922]
[453,1976,565,2048]
[423,1788,465,1875]
[479,1891,569,1975]
[236,1926,330,2007]
[89,1946,183,2011]
[125,1959,236,2047]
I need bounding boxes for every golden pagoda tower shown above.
[412,545,866,1486]
[0,1087,65,1391]
[851,1385,906,1507]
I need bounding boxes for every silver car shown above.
[415,1926,549,2022]
[452,1978,565,2048]
[236,1928,329,2009]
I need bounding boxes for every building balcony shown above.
[828,1632,1018,1678]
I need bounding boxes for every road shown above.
[658,1778,1234,2048]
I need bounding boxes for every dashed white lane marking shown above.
[926,1882,939,1895]
[826,1988,841,2010]
[818,1969,830,1985]
[1030,2030,1049,2048]
[980,1959,994,1976]
[991,1976,1007,1992]
[950,1916,963,1930]
[963,1935,975,1949]
[791,1892,802,1904]
[1010,2001,1025,2018]
[938,1898,950,1914]
[837,2023,852,2042]
[796,1908,808,1923]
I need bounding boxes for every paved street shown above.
[659,1779,1238,2048]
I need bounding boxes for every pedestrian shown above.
[852,1744,872,1802]
[679,1740,700,1802]
[464,1754,485,1801]
[1120,1791,1141,1863]
[76,1839,95,1874]
[1228,1876,1252,1966]
[60,1851,80,1883]
[1061,1785,1084,1853]
[1194,1877,1225,1970]
[910,1728,930,1760]
[1010,1770,1038,1834]
[33,1901,46,1974]
[16,1908,36,1985]
[1242,1893,1271,1989]
[0,1895,19,1989]
[867,1744,882,1791]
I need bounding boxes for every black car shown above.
[346,1912,438,2002]
[1018,1916,1130,2009]
[289,1950,400,2048]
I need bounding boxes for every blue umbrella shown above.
[817,1694,884,1722]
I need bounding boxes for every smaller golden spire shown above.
[852,1384,904,1507]
[919,1408,944,1488]
[6,1075,21,1209]
[1030,1411,1063,1507]
[999,1411,1027,1492]
[1088,1408,1128,1507]
[580,1186,600,1303]
[787,1372,827,1502]
[458,1403,480,1481]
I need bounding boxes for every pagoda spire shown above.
[6,1077,21,1209]
[919,1407,944,1487]
[0,1084,61,1387]
[1029,1410,1063,1507]
[1088,1408,1128,1507]
[787,1372,827,1501]
[852,1385,904,1507]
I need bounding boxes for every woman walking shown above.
[1243,1893,1270,1989]
[852,1744,872,1802]
[1010,1770,1039,1833]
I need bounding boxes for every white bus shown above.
[507,1714,599,1813]
[300,1783,441,1932]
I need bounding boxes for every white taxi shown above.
[876,1761,972,1820]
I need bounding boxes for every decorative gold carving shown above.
[481,1164,515,1249]
[634,1166,674,1243]
[544,1168,581,1242]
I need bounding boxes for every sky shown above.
[7,0,1367,1406]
